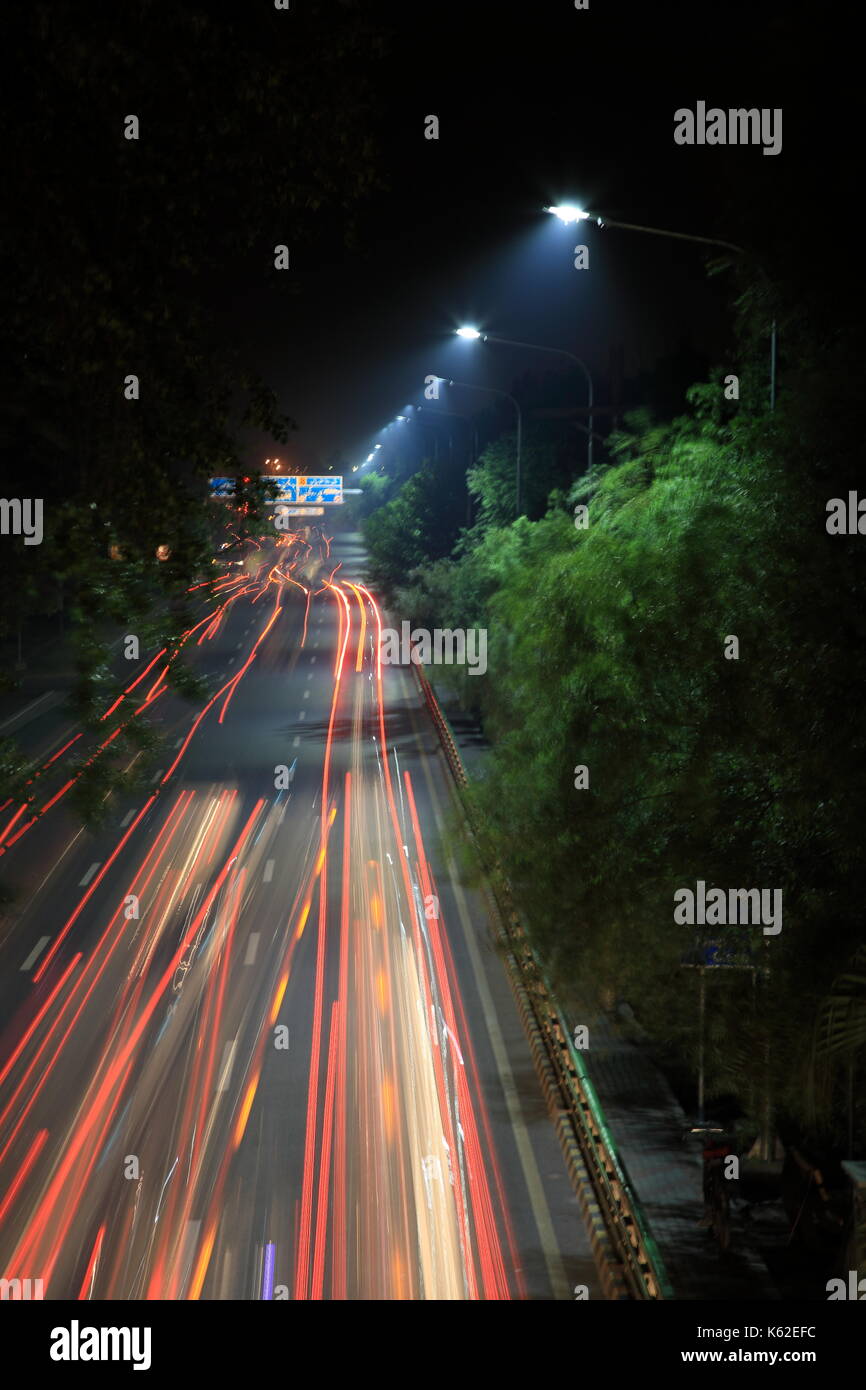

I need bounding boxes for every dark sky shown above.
[224,0,818,474]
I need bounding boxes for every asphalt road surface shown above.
[0,524,601,1300]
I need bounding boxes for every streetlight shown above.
[545,205,776,410]
[434,375,523,518]
[545,204,745,254]
[456,326,596,475]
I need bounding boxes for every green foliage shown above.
[363,468,459,593]
[363,282,866,1146]
[467,433,562,529]
[0,2,382,817]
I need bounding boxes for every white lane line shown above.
[120,808,137,828]
[216,1038,237,1092]
[292,736,300,748]
[21,936,51,972]
[263,859,275,883]
[79,862,101,887]
[228,657,236,667]
[29,826,86,906]
[175,737,184,748]
[303,690,310,699]
[150,769,163,783]
[298,711,306,721]
[244,933,260,966]
[236,642,243,650]
[306,673,312,681]
[310,656,317,664]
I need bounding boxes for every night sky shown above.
[224,0,825,474]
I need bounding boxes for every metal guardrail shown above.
[413,662,674,1300]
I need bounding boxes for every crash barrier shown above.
[413,663,673,1301]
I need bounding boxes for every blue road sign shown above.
[209,476,343,503]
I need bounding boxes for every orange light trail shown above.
[0,1128,49,1228]
[33,795,158,983]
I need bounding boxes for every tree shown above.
[0,1,384,812]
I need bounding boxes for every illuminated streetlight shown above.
[545,204,591,225]
[542,204,772,405]
[455,326,482,340]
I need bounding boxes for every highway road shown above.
[0,522,601,1300]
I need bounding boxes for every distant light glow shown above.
[374,443,382,449]
[456,326,481,339]
[396,415,406,421]
[546,204,590,224]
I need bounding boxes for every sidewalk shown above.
[430,671,780,1301]
[565,991,779,1299]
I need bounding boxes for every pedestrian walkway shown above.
[566,991,779,1299]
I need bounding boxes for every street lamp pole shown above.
[546,206,777,412]
[586,212,746,258]
[474,333,594,474]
